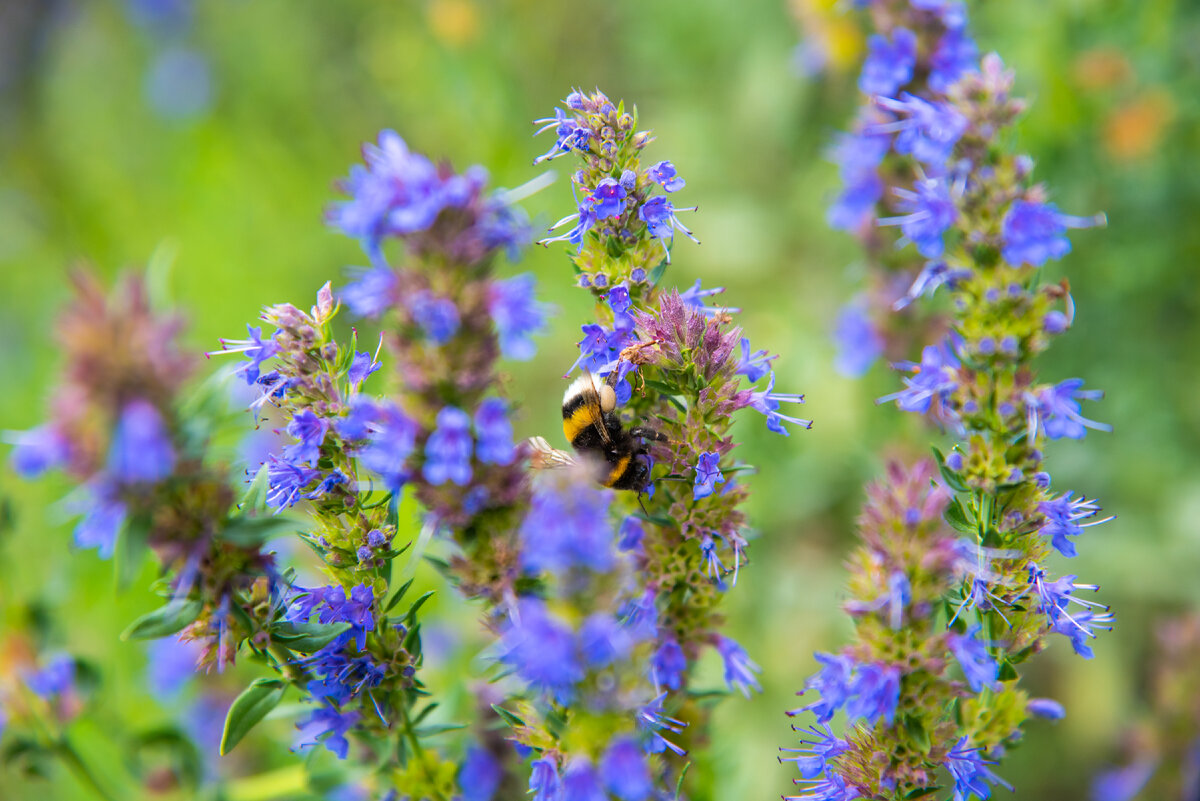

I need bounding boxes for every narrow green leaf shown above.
[943,498,976,535]
[121,599,203,641]
[997,660,1019,681]
[648,258,668,287]
[491,704,526,729]
[115,514,152,592]
[239,463,271,513]
[404,591,436,625]
[931,447,969,492]
[904,787,941,799]
[674,761,692,800]
[903,715,932,754]
[411,703,439,726]
[221,515,301,547]
[269,621,352,652]
[384,578,416,613]
[220,679,286,755]
[413,723,465,738]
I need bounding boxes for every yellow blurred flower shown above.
[427,0,480,48]
[1104,88,1175,162]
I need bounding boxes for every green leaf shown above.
[239,462,271,513]
[384,578,416,613]
[932,447,969,492]
[121,599,203,641]
[674,761,692,801]
[997,660,1019,681]
[411,703,439,726]
[903,715,932,755]
[413,722,465,738]
[904,787,942,799]
[115,514,152,592]
[648,258,668,287]
[403,590,436,625]
[221,515,302,547]
[491,704,525,729]
[270,621,352,652]
[943,498,976,535]
[220,679,287,755]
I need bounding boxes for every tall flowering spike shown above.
[534,89,809,799]
[791,1,1112,797]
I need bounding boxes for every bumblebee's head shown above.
[626,455,651,492]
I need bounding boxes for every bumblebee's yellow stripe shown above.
[602,454,631,487]
[563,405,597,445]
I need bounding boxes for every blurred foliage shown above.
[0,0,1197,799]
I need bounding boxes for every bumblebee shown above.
[528,371,667,493]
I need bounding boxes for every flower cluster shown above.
[9,273,279,672]
[533,88,810,796]
[785,2,1112,798]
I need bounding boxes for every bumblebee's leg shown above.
[628,426,669,443]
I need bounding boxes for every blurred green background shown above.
[1,0,1197,798]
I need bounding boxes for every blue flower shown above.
[423,406,473,486]
[743,372,812,434]
[266,455,321,509]
[788,771,862,801]
[794,652,855,722]
[529,758,561,801]
[715,635,761,697]
[561,757,606,801]
[780,724,849,780]
[488,273,545,360]
[1028,379,1111,441]
[1091,759,1157,801]
[347,351,381,386]
[540,202,597,251]
[878,177,958,259]
[285,409,329,466]
[9,425,69,479]
[617,516,645,552]
[638,692,687,756]
[948,624,999,693]
[944,737,1013,801]
[828,171,884,231]
[25,654,75,698]
[832,302,883,378]
[74,489,128,558]
[340,267,397,319]
[601,738,652,801]
[652,638,687,691]
[109,399,175,484]
[459,745,502,801]
[844,663,900,725]
[1028,566,1113,658]
[893,260,972,310]
[699,535,726,585]
[736,337,776,382]
[520,482,615,573]
[533,107,592,164]
[648,160,686,192]
[638,196,699,262]
[474,398,515,465]
[859,28,917,97]
[318,584,376,650]
[1027,698,1065,720]
[146,637,203,700]
[578,614,632,669]
[589,178,627,220]
[874,94,968,166]
[358,401,419,490]
[212,324,279,385]
[480,192,532,260]
[679,279,738,318]
[830,129,891,178]
[878,340,961,414]
[929,28,979,93]
[409,291,460,345]
[1037,492,1113,558]
[294,704,360,760]
[499,600,584,704]
[1002,200,1103,267]
[618,590,659,642]
[692,451,725,500]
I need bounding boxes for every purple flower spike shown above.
[859,28,917,97]
[423,406,473,486]
[945,737,1014,801]
[878,177,958,259]
[109,399,176,484]
[1002,200,1104,267]
[948,624,999,693]
[692,451,725,500]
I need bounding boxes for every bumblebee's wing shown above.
[580,368,612,445]
[526,436,579,470]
